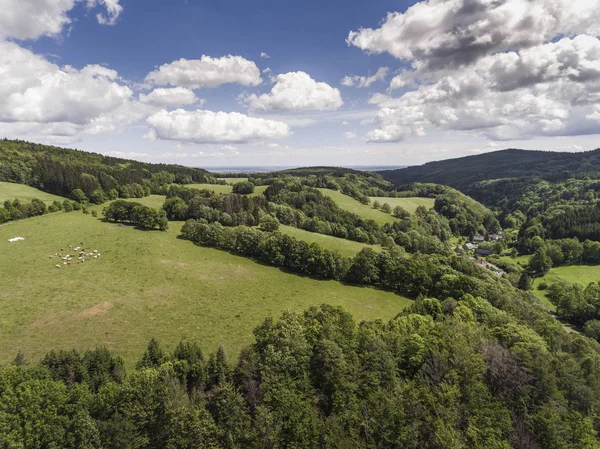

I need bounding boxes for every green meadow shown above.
[369,196,436,213]
[217,178,249,185]
[278,224,380,257]
[316,189,399,225]
[0,182,66,205]
[188,183,268,197]
[0,203,410,366]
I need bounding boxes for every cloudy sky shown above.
[1,0,600,167]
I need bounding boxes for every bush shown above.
[259,215,280,232]
[232,181,255,195]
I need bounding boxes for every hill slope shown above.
[380,148,600,190]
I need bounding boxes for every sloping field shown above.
[278,225,380,257]
[0,210,410,366]
[316,188,399,225]
[217,178,248,185]
[0,182,66,204]
[368,196,435,213]
[187,183,268,197]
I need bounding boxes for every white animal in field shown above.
[56,264,61,268]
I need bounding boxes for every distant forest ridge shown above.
[380,148,600,189]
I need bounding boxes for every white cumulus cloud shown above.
[344,131,358,139]
[243,71,343,111]
[260,52,270,59]
[146,109,291,144]
[365,36,600,142]
[341,67,389,88]
[347,0,600,71]
[139,87,200,107]
[145,55,262,89]
[0,0,123,40]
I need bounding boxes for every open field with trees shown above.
[0,181,66,204]
[278,224,381,257]
[188,183,268,197]
[369,196,435,213]
[316,188,399,224]
[535,264,600,291]
[0,210,408,366]
[217,177,248,184]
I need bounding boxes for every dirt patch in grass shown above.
[76,302,113,318]
[161,260,190,269]
[29,313,59,329]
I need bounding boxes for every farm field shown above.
[187,183,268,197]
[278,224,380,257]
[131,195,167,209]
[532,264,599,312]
[535,265,600,289]
[0,210,410,366]
[368,196,435,213]
[217,178,248,184]
[0,182,66,205]
[316,189,399,225]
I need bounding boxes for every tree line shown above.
[103,200,168,231]
[180,219,515,300]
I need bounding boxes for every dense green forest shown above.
[0,139,215,200]
[381,149,600,191]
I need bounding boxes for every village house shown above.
[463,243,476,252]
[475,247,494,256]
[473,235,485,243]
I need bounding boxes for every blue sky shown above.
[2,0,600,167]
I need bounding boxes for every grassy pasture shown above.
[535,265,600,289]
[532,264,600,311]
[278,225,380,257]
[187,183,233,194]
[0,182,66,205]
[187,184,268,197]
[369,196,436,214]
[0,210,410,366]
[217,178,248,185]
[316,189,399,225]
[131,195,167,209]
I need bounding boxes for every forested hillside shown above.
[0,139,215,200]
[381,148,600,190]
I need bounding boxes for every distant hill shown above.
[0,139,215,198]
[380,148,600,190]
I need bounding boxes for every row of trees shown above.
[3,297,600,448]
[546,280,600,330]
[103,200,168,231]
[164,182,460,255]
[0,198,48,223]
[180,220,504,300]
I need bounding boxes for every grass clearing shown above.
[187,184,267,197]
[278,225,380,257]
[369,197,435,214]
[133,195,167,209]
[0,182,66,205]
[533,264,600,311]
[317,189,399,225]
[0,210,410,366]
[188,183,233,194]
[217,178,248,185]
